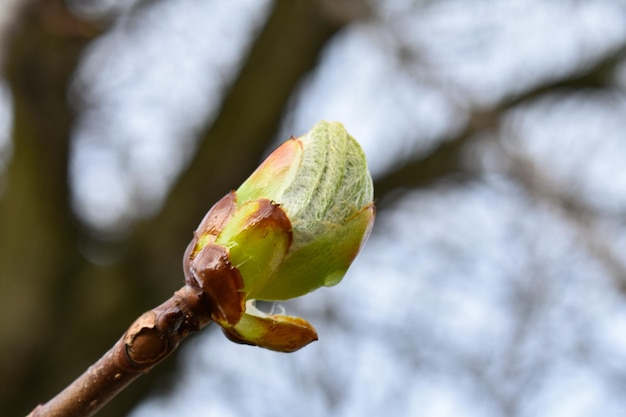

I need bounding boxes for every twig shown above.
[27,285,213,417]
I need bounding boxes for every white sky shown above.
[0,82,11,188]
[0,0,20,184]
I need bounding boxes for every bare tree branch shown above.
[505,149,626,293]
[374,42,626,206]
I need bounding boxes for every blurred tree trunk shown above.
[0,0,356,416]
[0,0,97,413]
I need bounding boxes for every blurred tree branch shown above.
[374,42,626,206]
[0,0,97,413]
[373,35,626,300]
[506,149,626,293]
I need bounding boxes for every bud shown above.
[184,121,374,352]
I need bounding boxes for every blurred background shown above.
[2,0,626,416]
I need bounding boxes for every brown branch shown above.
[27,285,213,417]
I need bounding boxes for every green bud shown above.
[185,121,375,352]
[236,120,375,300]
[215,198,292,299]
